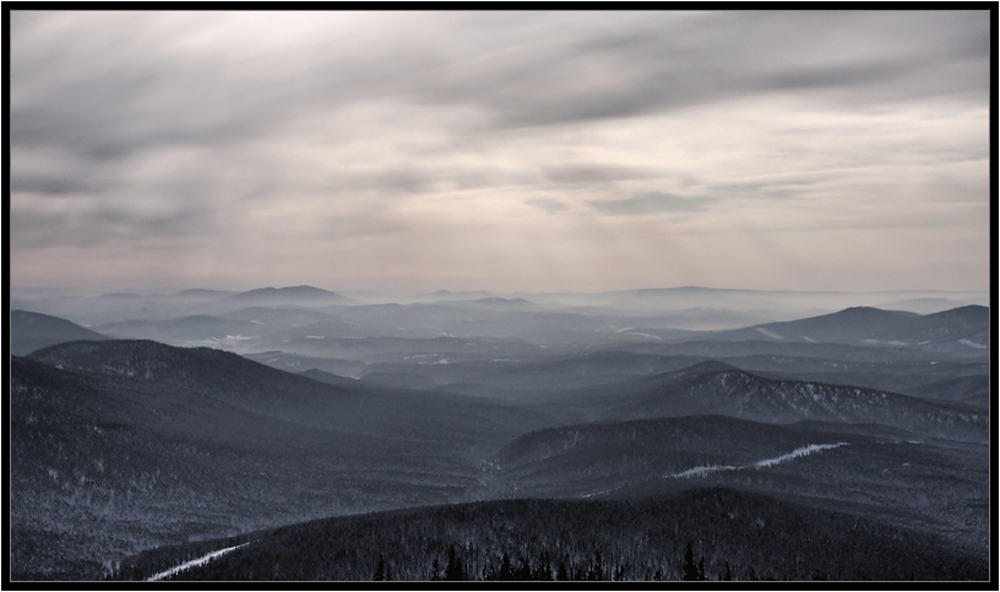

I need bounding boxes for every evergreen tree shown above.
[556,561,569,581]
[682,543,704,581]
[533,551,553,581]
[444,544,466,581]
[515,557,531,581]
[498,552,512,581]
[482,564,497,581]
[373,556,386,581]
[587,551,604,581]
[429,557,441,581]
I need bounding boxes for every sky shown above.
[9,10,992,294]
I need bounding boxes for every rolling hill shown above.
[487,415,989,553]
[12,341,552,579]
[10,309,110,356]
[705,305,989,353]
[528,362,988,443]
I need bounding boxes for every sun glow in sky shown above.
[9,10,991,293]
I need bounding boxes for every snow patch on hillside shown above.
[674,464,738,478]
[668,442,849,479]
[754,442,849,468]
[146,542,250,581]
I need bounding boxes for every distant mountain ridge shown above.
[703,305,988,349]
[229,285,349,303]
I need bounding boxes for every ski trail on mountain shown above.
[145,542,250,581]
[669,442,850,479]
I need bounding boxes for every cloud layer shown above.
[10,10,990,292]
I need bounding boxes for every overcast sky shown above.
[9,10,991,294]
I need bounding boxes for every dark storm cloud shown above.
[588,192,711,216]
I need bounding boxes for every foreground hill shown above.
[10,310,109,355]
[109,487,986,581]
[489,415,988,553]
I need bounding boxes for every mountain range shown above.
[7,291,991,581]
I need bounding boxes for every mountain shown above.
[10,354,462,579]
[297,368,363,388]
[494,415,850,497]
[705,305,989,353]
[621,338,946,364]
[874,297,970,314]
[488,415,988,552]
[108,488,986,581]
[247,351,366,379]
[530,362,988,443]
[711,306,919,343]
[227,285,350,305]
[25,339,546,444]
[9,310,110,355]
[12,343,551,579]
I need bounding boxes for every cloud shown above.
[8,10,990,292]
[588,192,711,216]
[524,198,568,213]
[543,164,655,185]
[11,196,214,249]
[411,11,989,129]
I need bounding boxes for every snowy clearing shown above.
[668,442,850,479]
[755,327,783,339]
[754,442,849,468]
[145,542,250,581]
